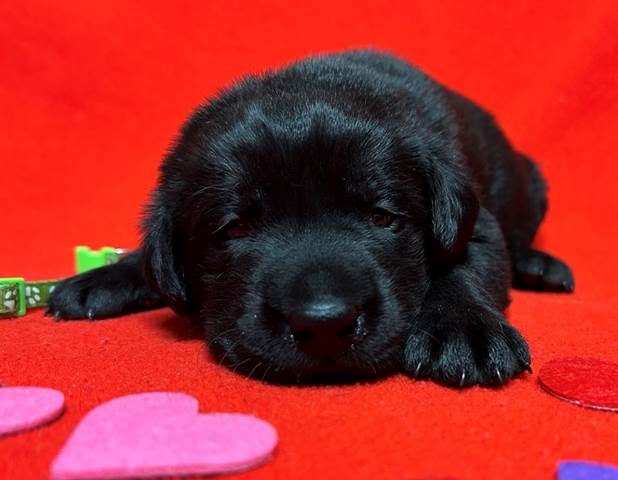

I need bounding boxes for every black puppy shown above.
[48,50,574,386]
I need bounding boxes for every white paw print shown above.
[3,288,17,311]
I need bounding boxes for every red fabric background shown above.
[1,1,617,479]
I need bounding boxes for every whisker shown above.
[205,327,240,349]
[230,357,253,374]
[247,361,263,381]
[411,327,439,343]
[260,365,272,383]
[217,339,241,366]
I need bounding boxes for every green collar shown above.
[0,278,57,317]
[0,246,126,318]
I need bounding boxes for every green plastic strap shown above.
[75,246,128,273]
[0,278,26,317]
[0,278,58,318]
[1,246,128,318]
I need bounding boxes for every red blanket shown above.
[1,1,617,478]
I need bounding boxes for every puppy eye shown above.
[369,208,394,227]
[224,220,251,239]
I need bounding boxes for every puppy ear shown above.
[141,193,187,313]
[423,157,480,264]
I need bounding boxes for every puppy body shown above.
[49,50,574,386]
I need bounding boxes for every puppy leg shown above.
[47,250,163,320]
[507,154,575,293]
[403,209,531,387]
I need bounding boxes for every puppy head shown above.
[142,84,478,382]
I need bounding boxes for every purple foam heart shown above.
[0,386,65,436]
[50,392,278,479]
[558,461,618,480]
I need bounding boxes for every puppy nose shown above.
[288,299,361,357]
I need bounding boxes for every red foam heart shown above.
[0,386,65,436]
[50,392,278,479]
[538,357,618,412]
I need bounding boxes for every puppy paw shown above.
[47,263,160,320]
[402,306,531,387]
[513,248,574,293]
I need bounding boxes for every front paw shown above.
[47,268,123,320]
[47,263,159,320]
[402,306,531,387]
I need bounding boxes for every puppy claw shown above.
[414,361,423,378]
[53,311,62,321]
[87,309,95,321]
[459,371,466,387]
[495,368,503,385]
[522,361,533,374]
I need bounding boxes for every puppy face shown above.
[142,73,478,382]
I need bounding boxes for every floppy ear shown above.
[423,157,480,265]
[141,193,188,314]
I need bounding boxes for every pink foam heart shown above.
[0,386,65,436]
[50,392,278,480]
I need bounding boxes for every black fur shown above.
[48,50,574,386]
